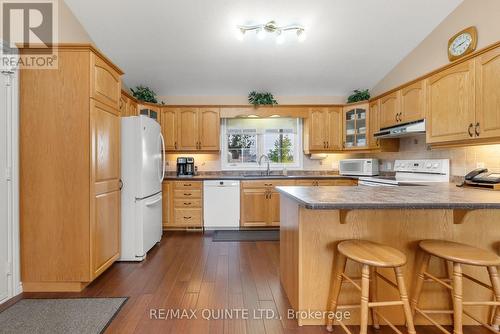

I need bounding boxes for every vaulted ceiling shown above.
[65,0,463,97]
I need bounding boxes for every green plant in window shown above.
[248,91,278,106]
[131,85,159,103]
[347,89,370,103]
[268,135,294,163]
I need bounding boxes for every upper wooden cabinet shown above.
[475,47,500,140]
[368,100,381,149]
[91,53,121,110]
[198,108,221,150]
[380,91,401,129]
[160,108,177,150]
[20,45,122,292]
[160,107,220,152]
[343,103,368,149]
[400,80,425,123]
[119,91,138,117]
[304,107,342,153]
[426,60,476,144]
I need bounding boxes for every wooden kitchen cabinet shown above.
[161,107,220,152]
[161,181,203,228]
[380,91,401,129]
[119,90,139,117]
[240,180,293,227]
[160,108,178,150]
[475,47,500,140]
[343,103,369,149]
[426,60,475,144]
[400,80,425,123]
[368,100,381,149]
[162,181,173,228]
[303,107,342,153]
[20,45,123,292]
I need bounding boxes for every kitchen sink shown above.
[242,174,286,178]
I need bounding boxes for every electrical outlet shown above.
[477,162,485,169]
[386,162,392,170]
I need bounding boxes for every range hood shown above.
[374,119,426,139]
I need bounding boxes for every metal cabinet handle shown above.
[184,216,192,219]
[184,184,192,187]
[468,123,474,137]
[119,179,123,190]
[264,183,273,187]
[475,122,480,137]
[184,193,192,196]
[174,141,178,150]
[184,202,192,205]
[327,141,330,148]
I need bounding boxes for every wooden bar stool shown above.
[411,240,500,334]
[326,240,416,334]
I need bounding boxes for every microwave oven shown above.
[339,159,379,176]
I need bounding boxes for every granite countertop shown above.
[276,184,500,210]
[163,173,357,181]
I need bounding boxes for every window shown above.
[221,118,303,170]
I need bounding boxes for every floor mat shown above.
[212,230,279,242]
[0,297,127,334]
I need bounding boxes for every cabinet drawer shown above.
[91,53,121,109]
[241,179,296,189]
[318,179,357,186]
[295,180,318,186]
[174,181,202,190]
[174,199,202,208]
[174,208,202,226]
[174,189,202,199]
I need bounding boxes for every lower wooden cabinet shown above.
[163,180,203,228]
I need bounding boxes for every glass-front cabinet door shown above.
[343,103,369,149]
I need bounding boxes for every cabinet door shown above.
[268,190,281,226]
[91,100,121,278]
[380,91,401,128]
[119,95,127,115]
[177,108,199,150]
[127,100,137,117]
[162,181,173,228]
[240,188,268,227]
[308,108,329,151]
[160,108,177,151]
[476,47,500,139]
[401,81,425,123]
[198,108,220,151]
[369,100,380,148]
[426,60,475,144]
[327,107,343,150]
[91,54,121,110]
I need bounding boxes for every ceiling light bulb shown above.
[276,31,285,45]
[297,29,306,42]
[256,28,266,40]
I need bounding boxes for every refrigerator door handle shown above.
[145,195,162,207]
[159,133,166,182]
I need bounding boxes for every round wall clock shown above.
[448,26,478,61]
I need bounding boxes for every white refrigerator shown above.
[120,115,165,261]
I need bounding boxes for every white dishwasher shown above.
[203,180,240,230]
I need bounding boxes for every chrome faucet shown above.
[258,154,271,176]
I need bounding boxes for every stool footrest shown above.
[375,271,399,290]
[369,301,404,308]
[372,309,404,334]
[341,273,361,291]
[414,307,452,334]
[463,309,499,333]
[462,272,494,291]
[423,271,453,289]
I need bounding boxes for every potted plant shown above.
[131,85,159,104]
[347,89,370,103]
[248,91,278,107]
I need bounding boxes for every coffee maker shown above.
[177,157,195,177]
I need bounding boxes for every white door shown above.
[0,72,10,302]
[139,116,162,198]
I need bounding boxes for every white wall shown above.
[372,0,500,95]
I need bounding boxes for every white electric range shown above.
[358,159,450,187]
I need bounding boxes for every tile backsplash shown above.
[164,135,500,177]
[372,135,500,176]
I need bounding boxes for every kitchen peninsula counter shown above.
[277,184,500,327]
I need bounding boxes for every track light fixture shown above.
[237,21,306,43]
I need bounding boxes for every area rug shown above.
[0,297,127,334]
[212,230,279,242]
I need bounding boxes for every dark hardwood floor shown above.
[21,232,489,334]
